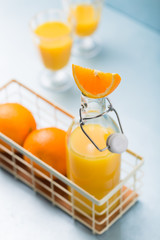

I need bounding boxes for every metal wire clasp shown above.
[79,98,124,152]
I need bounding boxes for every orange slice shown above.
[72,64,121,98]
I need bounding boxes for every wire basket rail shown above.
[0,80,144,235]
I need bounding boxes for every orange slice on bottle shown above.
[72,64,121,98]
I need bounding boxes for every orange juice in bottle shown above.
[66,65,128,215]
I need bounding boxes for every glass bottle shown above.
[66,94,122,215]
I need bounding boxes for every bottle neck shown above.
[81,94,106,117]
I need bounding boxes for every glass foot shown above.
[39,68,73,92]
[72,36,102,59]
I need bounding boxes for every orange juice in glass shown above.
[64,0,103,58]
[72,4,100,37]
[30,9,73,92]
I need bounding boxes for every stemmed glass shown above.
[63,0,104,58]
[30,9,74,92]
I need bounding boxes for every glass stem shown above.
[79,36,95,50]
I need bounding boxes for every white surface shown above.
[0,0,160,239]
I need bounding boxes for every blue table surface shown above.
[0,1,160,239]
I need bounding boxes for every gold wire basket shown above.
[0,80,144,235]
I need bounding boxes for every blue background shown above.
[107,0,160,31]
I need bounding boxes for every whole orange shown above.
[23,128,66,178]
[0,103,36,150]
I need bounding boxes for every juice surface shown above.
[67,124,121,214]
[35,22,72,70]
[72,4,100,36]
